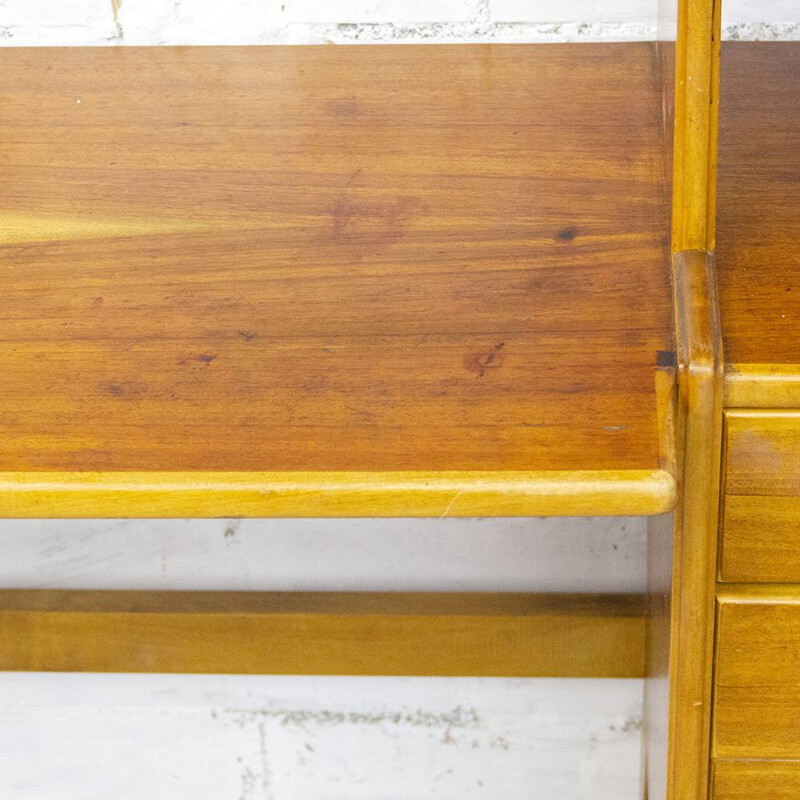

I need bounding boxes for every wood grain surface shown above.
[0,590,646,677]
[717,43,800,371]
[722,494,800,583]
[646,0,720,793]
[0,45,672,505]
[0,468,676,518]
[720,411,800,581]
[664,251,724,800]
[671,0,720,252]
[725,365,800,409]
[715,588,800,759]
[712,761,800,800]
[724,411,800,496]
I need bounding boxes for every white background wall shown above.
[0,1,797,798]
[0,0,798,44]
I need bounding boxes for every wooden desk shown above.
[5,21,776,800]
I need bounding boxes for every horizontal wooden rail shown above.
[0,591,645,678]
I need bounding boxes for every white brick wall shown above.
[285,0,481,24]
[491,0,654,26]
[724,0,800,40]
[0,0,118,43]
[1,0,798,44]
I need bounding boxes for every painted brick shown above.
[490,0,654,25]
[0,0,796,44]
[724,0,799,23]
[118,0,285,44]
[285,0,480,25]
[0,0,118,43]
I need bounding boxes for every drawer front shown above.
[721,411,800,582]
[713,761,800,800]
[714,593,800,759]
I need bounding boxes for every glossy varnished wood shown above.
[715,587,800,759]
[0,591,645,677]
[724,411,800,496]
[665,250,724,800]
[712,761,800,800]
[0,469,676,518]
[717,43,800,378]
[671,0,720,252]
[0,45,673,515]
[721,411,800,582]
[644,0,721,792]
[712,46,800,791]
[725,365,800,409]
[721,494,800,583]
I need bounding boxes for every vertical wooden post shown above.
[669,0,724,796]
[647,2,723,798]
[672,0,722,252]
[667,250,723,800]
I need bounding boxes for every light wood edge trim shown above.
[671,0,721,252]
[657,361,680,477]
[712,759,800,765]
[724,365,800,408]
[716,410,729,582]
[0,591,646,678]
[0,469,677,518]
[716,585,800,604]
[724,408,800,421]
[710,595,725,764]
[713,759,800,764]
[725,408,800,422]
[668,250,724,800]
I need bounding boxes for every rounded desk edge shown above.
[0,468,678,519]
